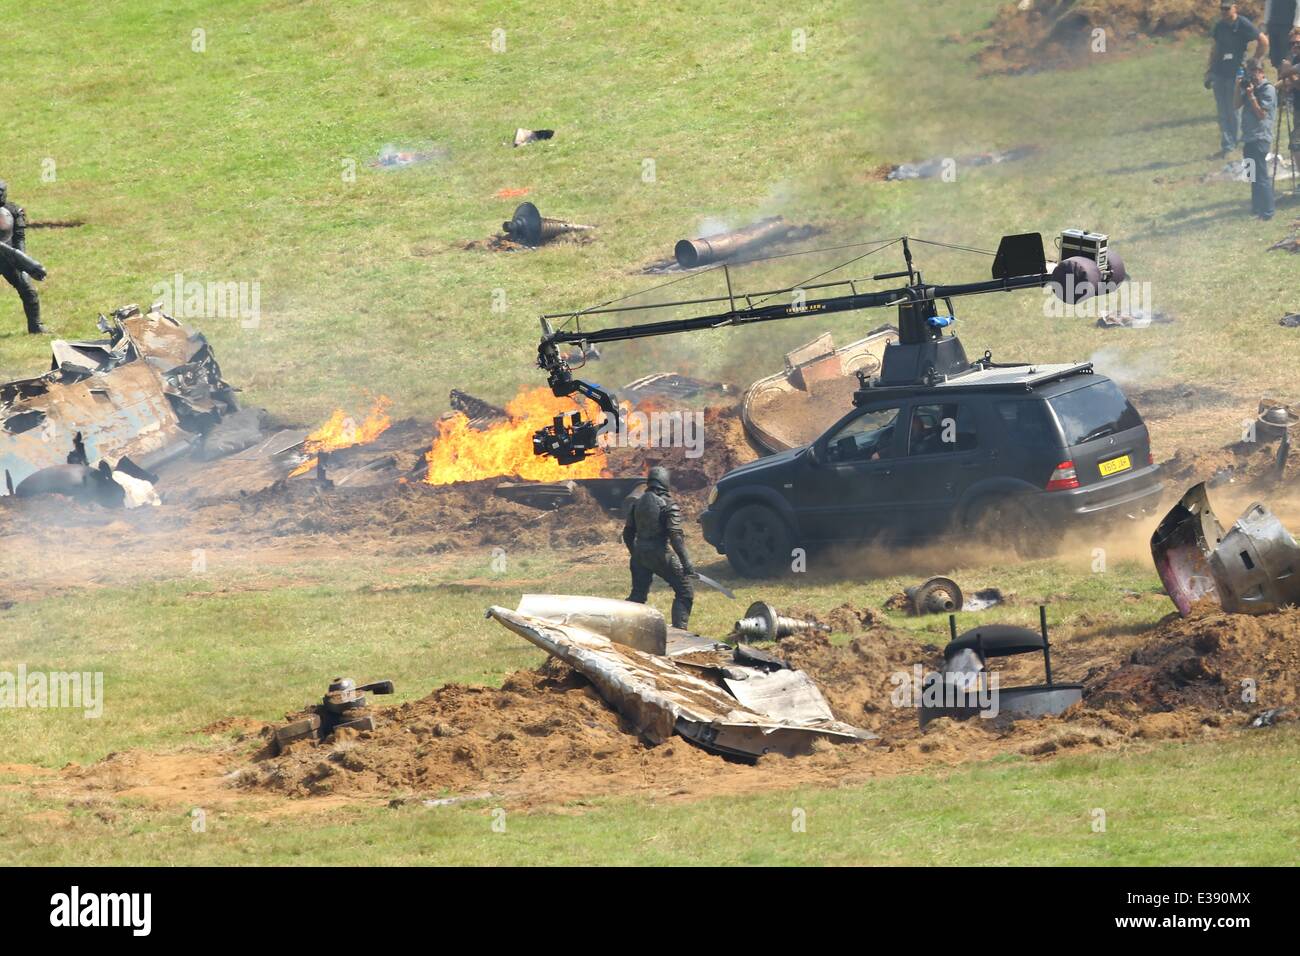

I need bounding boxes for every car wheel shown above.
[966,496,1052,560]
[723,504,794,578]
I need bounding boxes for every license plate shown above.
[1099,454,1131,477]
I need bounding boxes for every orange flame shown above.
[424,387,607,485]
[290,396,393,477]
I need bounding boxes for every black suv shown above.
[701,362,1164,577]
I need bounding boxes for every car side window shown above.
[997,399,1055,447]
[825,406,901,463]
[908,402,976,455]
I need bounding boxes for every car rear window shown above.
[1049,380,1143,446]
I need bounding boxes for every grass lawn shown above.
[1,0,1297,864]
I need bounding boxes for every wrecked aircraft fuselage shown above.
[487,595,876,760]
[1,304,236,496]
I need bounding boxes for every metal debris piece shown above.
[622,372,731,401]
[449,389,507,430]
[487,596,875,759]
[272,677,394,754]
[1248,708,1293,728]
[674,218,796,269]
[512,128,554,147]
[906,576,964,615]
[494,480,577,509]
[512,594,667,655]
[502,202,594,247]
[731,601,829,642]
[1257,400,1298,475]
[741,327,897,453]
[1151,482,1300,616]
[1095,308,1175,329]
[919,607,1081,727]
[886,146,1038,181]
[1281,313,1300,327]
[1,304,236,496]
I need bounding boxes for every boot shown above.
[25,301,47,334]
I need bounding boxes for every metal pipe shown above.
[1040,605,1053,685]
[674,217,790,268]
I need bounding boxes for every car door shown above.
[794,402,904,542]
[889,398,987,541]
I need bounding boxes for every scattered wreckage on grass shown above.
[1,304,238,505]
[917,608,1081,727]
[487,594,876,760]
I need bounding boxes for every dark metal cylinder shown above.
[674,217,789,268]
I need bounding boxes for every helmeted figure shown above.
[623,466,695,628]
[0,180,46,334]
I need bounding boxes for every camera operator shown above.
[1207,3,1269,156]
[1237,58,1279,219]
[1263,1,1300,71]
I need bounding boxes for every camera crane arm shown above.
[531,231,1122,464]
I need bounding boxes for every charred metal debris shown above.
[487,594,876,760]
[918,607,1081,727]
[1152,482,1300,617]
[272,677,396,754]
[1,304,238,504]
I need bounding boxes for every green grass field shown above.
[1,0,1298,865]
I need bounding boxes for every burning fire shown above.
[290,396,393,477]
[425,387,607,485]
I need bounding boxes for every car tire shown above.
[965,496,1053,560]
[723,504,794,579]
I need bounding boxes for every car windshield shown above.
[1049,380,1143,446]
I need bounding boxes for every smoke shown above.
[1086,346,1163,387]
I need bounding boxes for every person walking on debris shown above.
[1206,3,1269,157]
[1238,58,1279,220]
[623,466,696,628]
[1263,0,1300,71]
[0,180,47,334]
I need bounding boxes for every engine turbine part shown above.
[732,601,831,643]
[503,202,594,246]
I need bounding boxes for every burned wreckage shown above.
[488,595,876,759]
[1,304,237,505]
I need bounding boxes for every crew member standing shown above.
[0,180,46,334]
[1263,0,1300,70]
[1206,3,1269,156]
[623,466,696,629]
[1237,58,1279,220]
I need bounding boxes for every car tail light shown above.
[1147,451,1155,466]
[1046,460,1079,491]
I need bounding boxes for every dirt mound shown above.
[34,602,1300,811]
[783,602,889,636]
[1086,608,1300,719]
[1161,439,1297,493]
[779,630,942,734]
[974,0,1261,75]
[239,659,731,804]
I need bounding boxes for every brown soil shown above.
[973,1,1263,76]
[18,605,1295,813]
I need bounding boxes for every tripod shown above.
[1271,93,1297,196]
